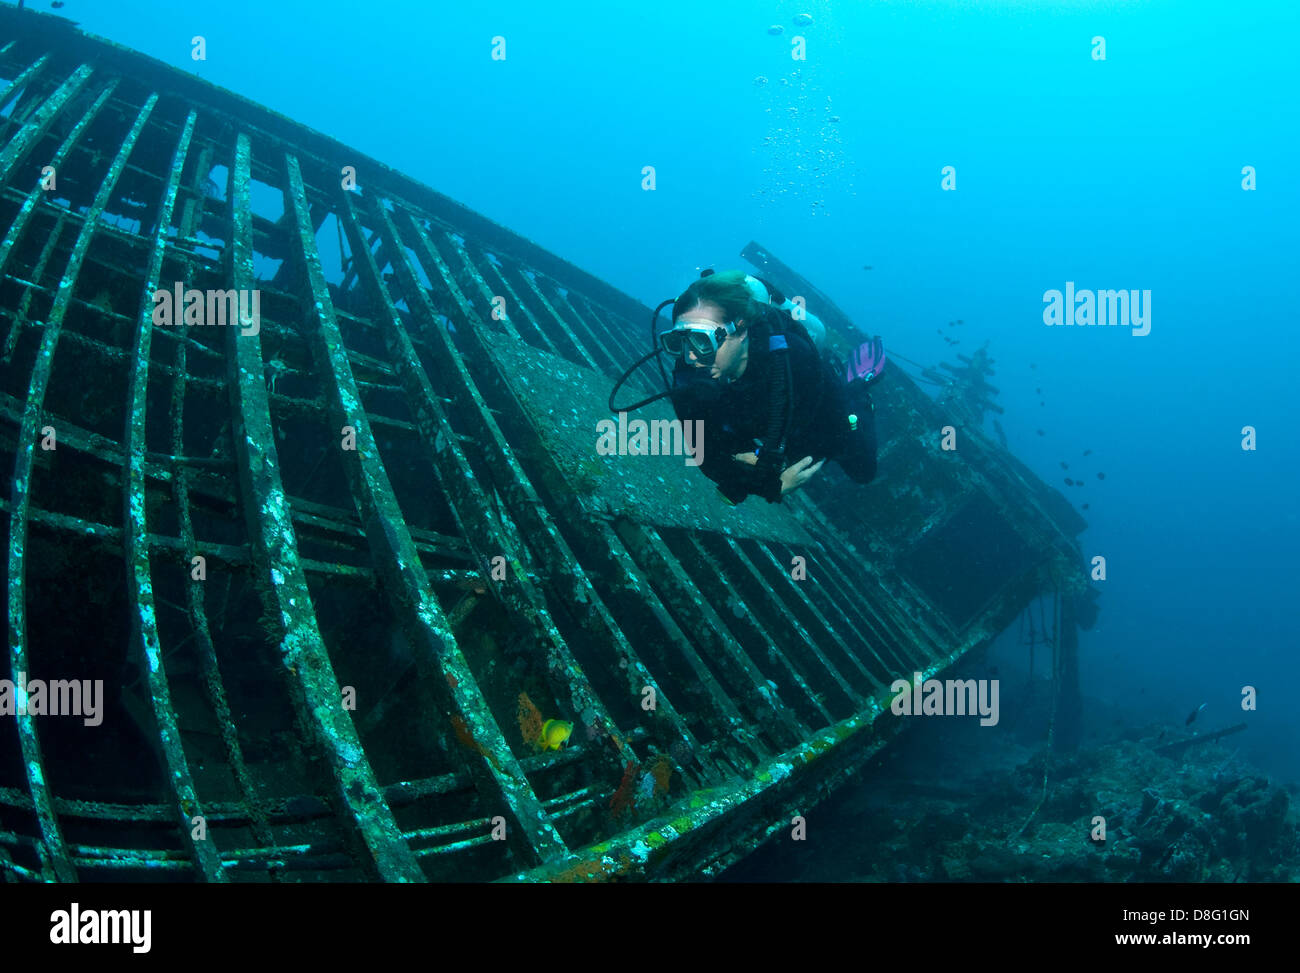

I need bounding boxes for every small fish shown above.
[455,574,489,595]
[1156,729,1166,742]
[1030,363,1037,369]
[862,265,873,270]
[1036,388,1042,395]
[538,719,574,751]
[956,319,963,324]
[1081,503,1089,510]
[1186,702,1207,726]
[1036,429,1045,436]
[1083,449,1092,456]
[1097,471,1105,480]
[1064,478,1074,486]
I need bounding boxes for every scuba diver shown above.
[609,268,886,505]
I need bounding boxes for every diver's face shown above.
[677,301,748,381]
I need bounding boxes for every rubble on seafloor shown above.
[857,734,1298,883]
[722,700,1299,883]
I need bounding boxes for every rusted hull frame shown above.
[390,208,712,774]
[613,519,807,751]
[5,71,152,883]
[0,61,92,184]
[160,139,277,858]
[0,11,1092,882]
[339,188,654,789]
[286,158,576,865]
[749,540,886,692]
[509,699,897,883]
[225,133,423,882]
[125,103,230,881]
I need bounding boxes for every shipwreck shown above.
[0,8,1092,882]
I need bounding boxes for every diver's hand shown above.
[780,456,824,496]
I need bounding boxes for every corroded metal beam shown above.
[777,541,919,677]
[750,541,884,692]
[391,207,706,772]
[508,700,896,883]
[0,77,113,280]
[0,61,93,185]
[614,520,805,752]
[226,133,422,881]
[163,141,278,862]
[287,157,569,866]
[125,104,228,880]
[358,194,674,777]
[5,80,160,883]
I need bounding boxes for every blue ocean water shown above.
[52,0,1297,816]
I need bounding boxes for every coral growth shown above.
[517,692,544,749]
[609,753,675,820]
[610,759,640,819]
[648,753,673,797]
[551,852,633,883]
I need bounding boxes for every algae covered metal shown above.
[0,7,1090,882]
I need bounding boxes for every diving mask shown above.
[660,319,740,363]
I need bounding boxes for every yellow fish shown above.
[537,719,574,751]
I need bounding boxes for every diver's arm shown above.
[779,456,824,496]
[729,452,822,502]
[702,445,783,505]
[671,365,778,503]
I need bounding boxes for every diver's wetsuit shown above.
[669,308,878,504]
